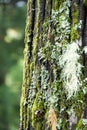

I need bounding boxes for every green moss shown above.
[20,85,26,129]
[36,122,44,130]
[33,38,38,56]
[76,119,84,129]
[71,3,80,41]
[83,0,87,6]
[32,91,45,130]
[32,14,39,64]
[54,0,63,10]
[71,28,79,41]
[30,62,34,78]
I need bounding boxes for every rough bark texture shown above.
[19,0,87,130]
[20,0,52,129]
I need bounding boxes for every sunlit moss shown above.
[83,0,87,6]
[33,38,38,57]
[32,91,45,130]
[71,3,80,41]
[54,0,63,10]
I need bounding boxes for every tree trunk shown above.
[19,0,87,130]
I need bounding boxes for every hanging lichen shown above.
[59,40,83,98]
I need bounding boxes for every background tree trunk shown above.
[19,0,87,130]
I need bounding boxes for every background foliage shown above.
[0,1,26,130]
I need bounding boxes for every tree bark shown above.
[19,0,87,130]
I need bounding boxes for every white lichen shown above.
[83,46,87,54]
[59,40,83,98]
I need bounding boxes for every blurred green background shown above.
[0,0,27,130]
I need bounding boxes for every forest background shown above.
[0,0,27,130]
